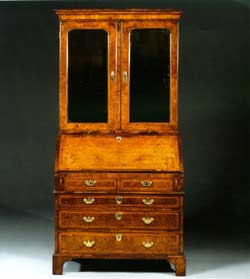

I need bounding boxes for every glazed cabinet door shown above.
[59,22,118,132]
[121,21,179,132]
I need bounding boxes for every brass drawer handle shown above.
[142,241,154,249]
[140,180,153,187]
[142,198,154,205]
[115,212,122,221]
[82,216,95,223]
[115,233,123,242]
[142,217,154,225]
[115,196,123,204]
[83,197,95,204]
[83,240,95,248]
[84,180,96,187]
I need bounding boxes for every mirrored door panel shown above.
[68,29,108,123]
[130,29,170,122]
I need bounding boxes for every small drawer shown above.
[57,195,116,206]
[122,196,180,208]
[58,232,179,255]
[62,173,117,192]
[59,210,117,229]
[58,210,179,231]
[120,178,174,194]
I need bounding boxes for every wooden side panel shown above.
[56,135,183,172]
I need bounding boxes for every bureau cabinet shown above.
[53,9,185,276]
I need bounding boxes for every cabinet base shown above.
[52,254,186,276]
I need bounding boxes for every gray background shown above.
[0,1,249,277]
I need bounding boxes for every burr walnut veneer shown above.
[53,9,185,276]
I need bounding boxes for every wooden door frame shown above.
[59,21,118,133]
[120,21,179,132]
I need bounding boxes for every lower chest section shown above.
[54,172,184,256]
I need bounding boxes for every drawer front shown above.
[62,174,117,192]
[59,232,179,255]
[57,194,180,209]
[122,196,180,208]
[58,210,179,230]
[57,195,117,206]
[120,178,174,193]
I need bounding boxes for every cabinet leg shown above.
[53,254,71,275]
[168,255,186,276]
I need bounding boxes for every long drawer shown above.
[57,194,181,209]
[58,232,180,255]
[58,209,180,230]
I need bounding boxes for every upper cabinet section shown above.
[56,9,181,133]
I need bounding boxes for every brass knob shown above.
[82,216,95,223]
[142,217,154,225]
[142,198,154,205]
[140,180,153,187]
[116,136,122,142]
[83,197,95,204]
[115,234,123,242]
[83,240,95,248]
[115,196,123,204]
[115,212,122,220]
[142,241,154,248]
[84,180,96,186]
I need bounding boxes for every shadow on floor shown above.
[76,259,173,273]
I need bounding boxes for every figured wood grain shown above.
[56,134,182,172]
[55,9,182,21]
[63,178,117,193]
[58,210,179,230]
[57,194,181,208]
[58,231,179,254]
[120,178,174,194]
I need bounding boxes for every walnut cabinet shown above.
[53,9,185,276]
